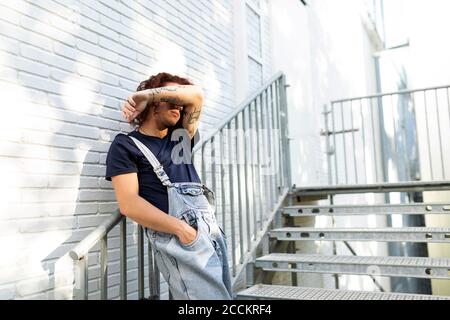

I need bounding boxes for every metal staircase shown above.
[236,181,450,300]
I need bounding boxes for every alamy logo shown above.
[170,128,281,176]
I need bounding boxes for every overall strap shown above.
[129,136,172,187]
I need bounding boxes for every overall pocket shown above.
[175,185,213,211]
[177,209,201,248]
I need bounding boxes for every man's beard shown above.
[161,115,179,127]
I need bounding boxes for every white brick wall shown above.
[0,0,273,300]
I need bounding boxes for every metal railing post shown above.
[100,235,107,300]
[279,74,292,188]
[138,225,144,299]
[74,257,88,300]
[120,218,127,300]
[148,239,160,300]
[323,104,332,185]
[227,121,237,276]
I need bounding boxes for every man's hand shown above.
[176,222,198,245]
[122,90,149,123]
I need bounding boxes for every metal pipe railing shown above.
[70,210,160,300]
[324,84,450,185]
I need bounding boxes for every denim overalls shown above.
[130,136,233,300]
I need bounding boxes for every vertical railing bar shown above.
[434,89,445,179]
[447,88,450,144]
[423,90,434,180]
[263,89,270,214]
[100,235,108,300]
[269,82,278,202]
[219,129,226,232]
[359,99,367,184]
[235,115,244,263]
[447,88,450,179]
[120,218,127,300]
[400,93,411,181]
[390,94,400,181]
[369,97,379,182]
[201,142,207,184]
[242,107,251,252]
[331,102,338,184]
[259,90,266,222]
[265,87,275,211]
[261,89,270,217]
[248,101,257,240]
[211,136,217,220]
[76,256,89,300]
[350,100,358,184]
[255,93,264,231]
[410,91,423,181]
[84,255,89,300]
[279,75,292,188]
[340,101,348,184]
[138,225,144,300]
[227,121,236,275]
[148,238,160,300]
[324,104,332,185]
[274,80,284,190]
[74,258,85,300]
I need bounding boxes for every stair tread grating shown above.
[282,203,450,215]
[256,253,450,267]
[237,285,450,300]
[271,227,450,232]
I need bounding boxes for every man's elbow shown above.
[117,196,137,217]
[118,202,129,217]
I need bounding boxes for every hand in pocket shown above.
[177,222,198,245]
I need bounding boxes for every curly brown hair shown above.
[132,72,194,128]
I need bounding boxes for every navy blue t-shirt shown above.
[105,128,201,214]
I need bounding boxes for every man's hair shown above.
[133,72,193,127]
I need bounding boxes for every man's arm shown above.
[111,172,197,244]
[179,87,203,139]
[122,85,204,138]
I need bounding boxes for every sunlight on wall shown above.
[212,1,231,25]
[0,83,28,211]
[0,43,95,298]
[152,40,187,76]
[61,77,97,114]
[202,63,221,102]
[271,5,293,39]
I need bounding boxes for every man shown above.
[105,72,232,300]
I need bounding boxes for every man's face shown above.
[150,81,183,128]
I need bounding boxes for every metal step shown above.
[236,284,450,300]
[270,227,450,242]
[283,203,450,216]
[293,181,450,196]
[255,254,450,279]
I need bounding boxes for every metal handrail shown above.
[70,210,123,261]
[293,180,450,196]
[70,209,158,300]
[331,84,450,104]
[325,85,450,185]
